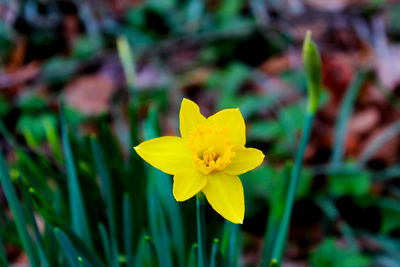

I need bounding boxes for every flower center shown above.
[187,123,235,174]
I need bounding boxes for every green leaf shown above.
[236,95,277,119]
[375,198,400,233]
[16,149,54,202]
[54,228,104,267]
[143,105,187,267]
[90,138,119,267]
[29,187,65,227]
[54,228,82,267]
[268,259,279,267]
[99,224,111,265]
[248,121,282,141]
[123,194,134,267]
[221,222,240,267]
[0,149,40,266]
[146,184,172,267]
[216,0,244,26]
[328,172,371,197]
[210,238,219,267]
[43,223,59,266]
[19,178,50,267]
[310,239,370,267]
[135,234,158,267]
[187,243,198,267]
[72,36,103,59]
[331,71,368,165]
[261,163,291,266]
[42,115,62,163]
[143,105,185,267]
[60,100,92,249]
[42,57,78,85]
[0,232,8,267]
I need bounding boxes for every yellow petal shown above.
[173,168,207,201]
[207,108,245,146]
[224,147,264,175]
[179,98,207,139]
[202,172,244,224]
[134,136,192,175]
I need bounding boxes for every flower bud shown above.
[302,31,322,113]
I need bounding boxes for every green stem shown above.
[196,193,206,267]
[270,112,315,263]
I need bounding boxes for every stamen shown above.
[187,123,235,174]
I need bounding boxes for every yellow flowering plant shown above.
[135,98,264,224]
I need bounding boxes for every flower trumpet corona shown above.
[134,99,264,224]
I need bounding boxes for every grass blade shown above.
[123,193,133,266]
[99,224,111,265]
[0,232,8,267]
[54,228,82,267]
[261,163,291,265]
[210,238,219,267]
[188,243,198,267]
[55,230,80,267]
[143,105,173,267]
[16,149,54,202]
[43,223,58,266]
[146,184,173,267]
[156,176,185,267]
[127,104,146,245]
[42,116,62,163]
[60,100,92,249]
[332,71,368,165]
[90,137,119,267]
[196,194,206,267]
[54,228,104,267]
[221,221,240,267]
[144,105,186,267]
[29,187,65,227]
[0,149,39,266]
[18,178,50,267]
[135,234,158,267]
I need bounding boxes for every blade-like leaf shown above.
[54,228,81,267]
[144,105,185,267]
[331,71,368,165]
[187,243,198,267]
[123,193,134,267]
[91,138,119,267]
[261,163,291,265]
[210,238,219,267]
[60,100,92,249]
[19,178,50,267]
[99,224,111,265]
[0,149,39,266]
[0,233,8,267]
[135,234,158,267]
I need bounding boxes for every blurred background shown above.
[2,0,400,266]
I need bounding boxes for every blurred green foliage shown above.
[1,0,400,266]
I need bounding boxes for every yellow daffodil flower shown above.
[134,99,265,224]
